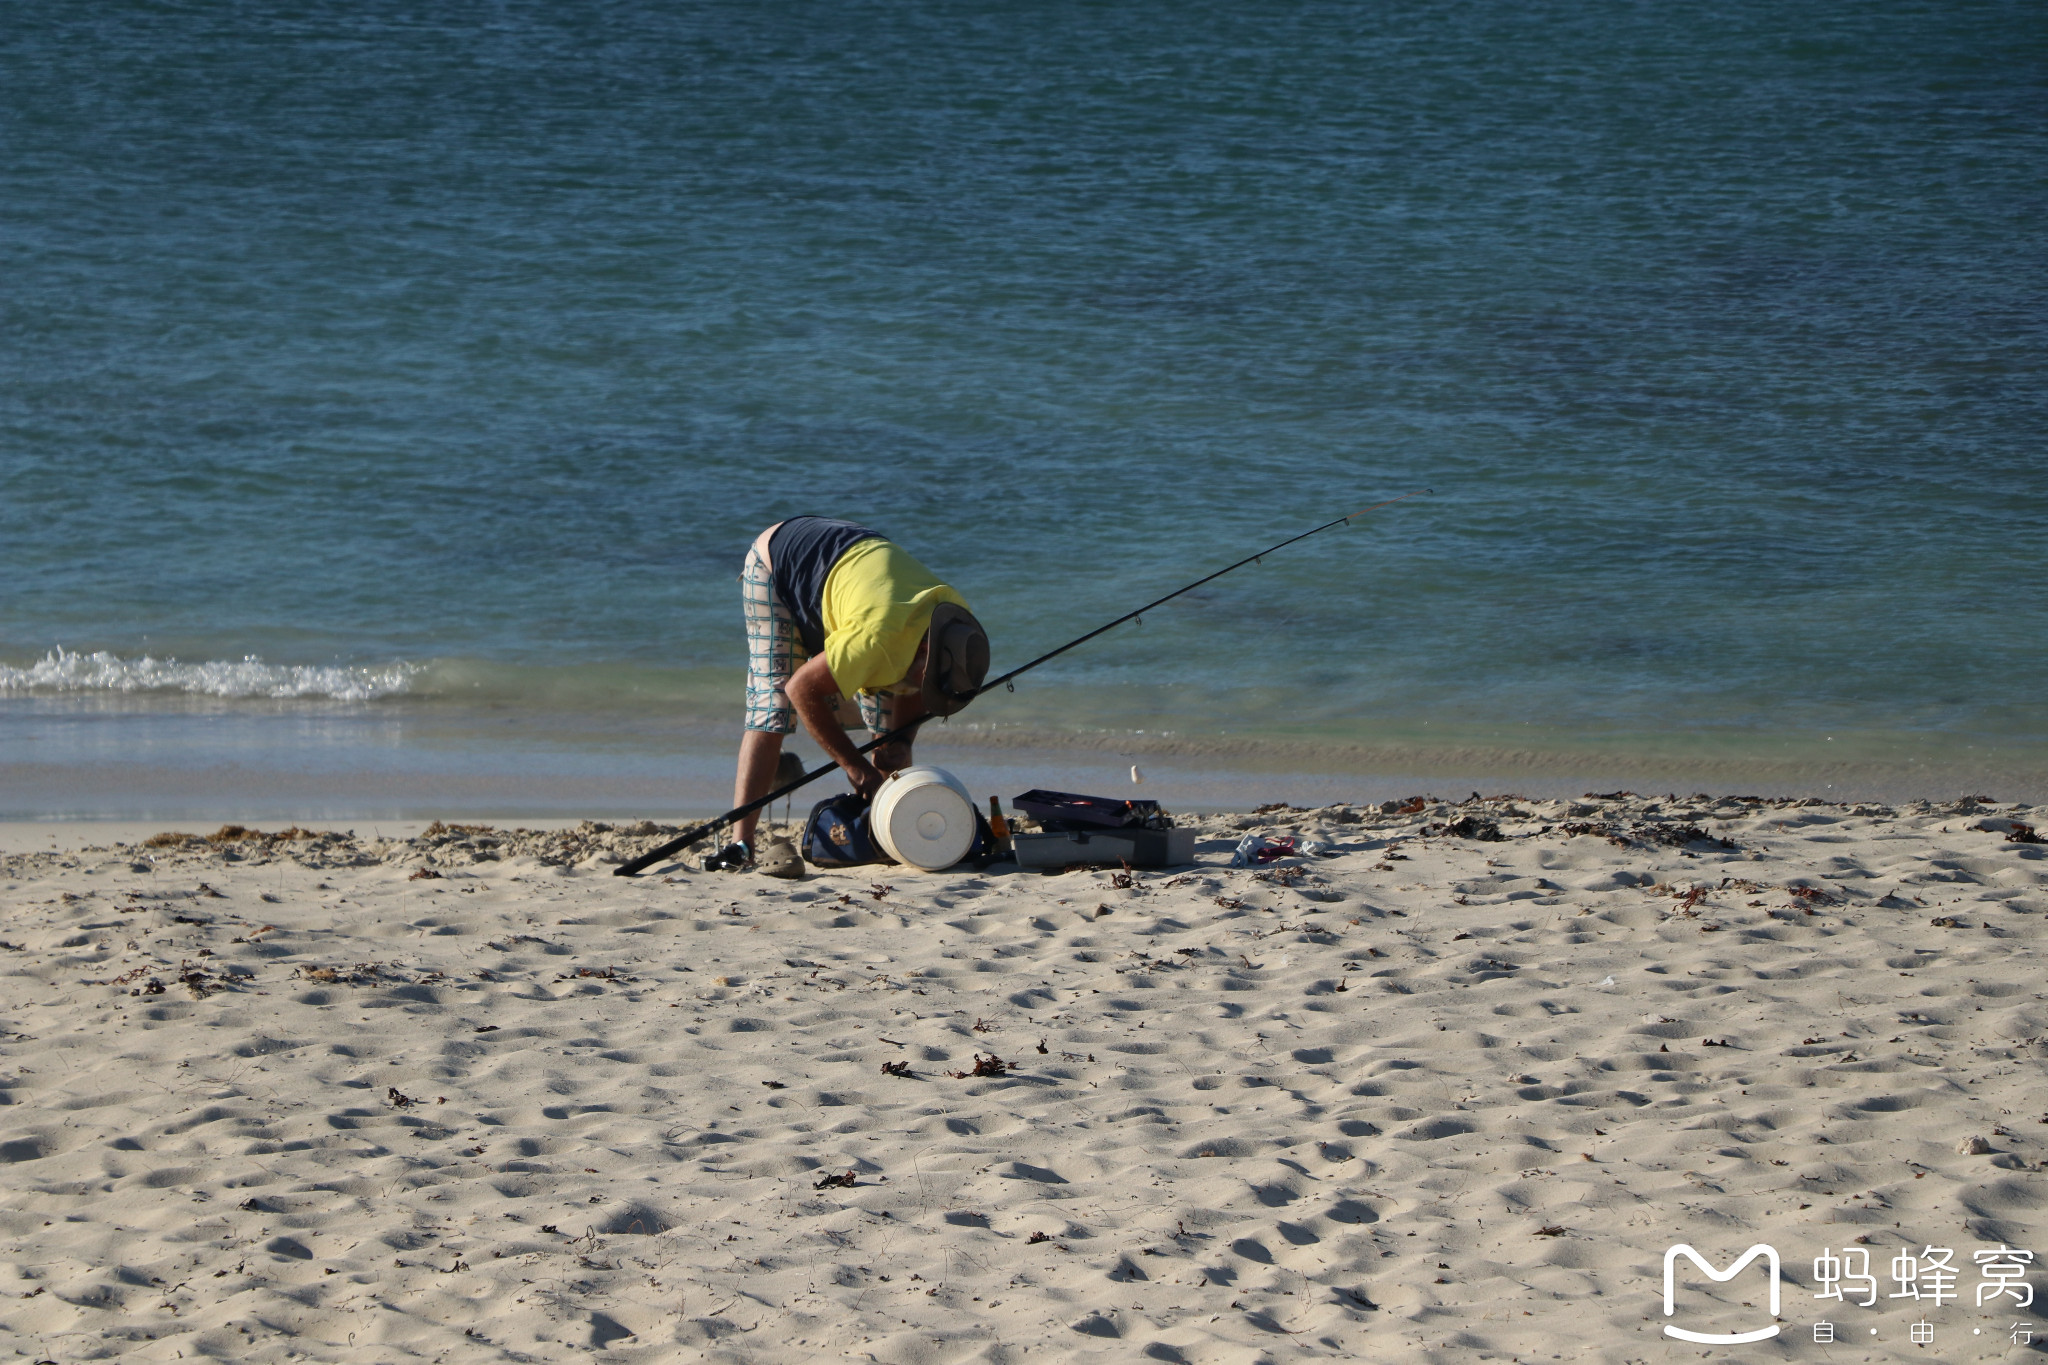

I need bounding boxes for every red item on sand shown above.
[1253,837,1298,864]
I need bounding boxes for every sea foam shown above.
[0,649,419,701]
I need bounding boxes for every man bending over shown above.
[710,515,989,870]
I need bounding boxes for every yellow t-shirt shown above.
[820,538,968,696]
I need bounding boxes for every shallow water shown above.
[4,1,2045,813]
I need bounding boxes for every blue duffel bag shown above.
[802,793,889,868]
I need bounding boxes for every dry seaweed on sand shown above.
[130,819,687,872]
[291,962,387,985]
[1424,815,1504,841]
[209,824,340,844]
[421,821,496,838]
[1636,823,1735,849]
[949,1054,1012,1079]
[1556,819,1734,851]
[176,961,243,998]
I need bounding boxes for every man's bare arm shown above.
[785,654,883,799]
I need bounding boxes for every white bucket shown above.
[871,765,978,871]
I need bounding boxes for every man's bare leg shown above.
[732,729,784,848]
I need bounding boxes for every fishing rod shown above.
[976,489,1429,694]
[614,490,1428,877]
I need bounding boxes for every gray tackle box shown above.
[1011,826,1196,870]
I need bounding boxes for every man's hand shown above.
[847,758,886,801]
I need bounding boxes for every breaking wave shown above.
[0,649,421,701]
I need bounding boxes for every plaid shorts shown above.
[743,545,890,734]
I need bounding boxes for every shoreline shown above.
[7,671,2047,817]
[6,701,2044,821]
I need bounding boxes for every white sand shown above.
[2,795,2044,1363]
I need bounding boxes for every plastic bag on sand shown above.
[1229,834,1298,868]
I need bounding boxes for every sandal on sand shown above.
[755,835,805,880]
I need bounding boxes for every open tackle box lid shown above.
[1011,789,1172,831]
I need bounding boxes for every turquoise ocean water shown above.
[4,1,2045,817]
